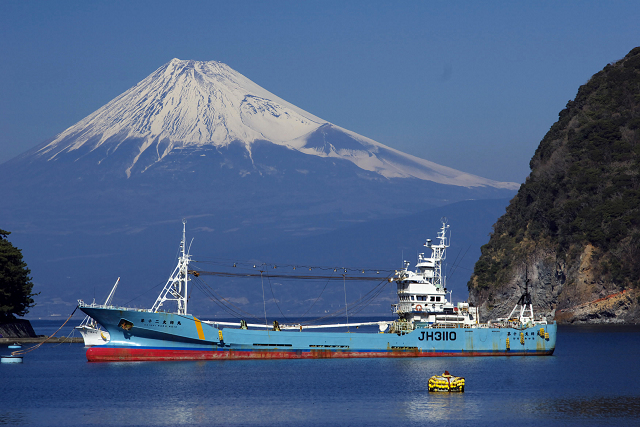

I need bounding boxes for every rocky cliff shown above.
[468,46,640,324]
[0,319,37,338]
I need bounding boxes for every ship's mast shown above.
[104,277,120,306]
[151,219,191,315]
[429,219,449,290]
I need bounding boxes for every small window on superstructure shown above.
[411,296,415,301]
[436,296,441,302]
[430,296,435,302]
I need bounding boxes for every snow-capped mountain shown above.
[0,59,520,318]
[33,58,516,189]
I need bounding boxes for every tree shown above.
[0,229,37,320]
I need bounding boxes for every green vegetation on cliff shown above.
[0,229,37,320]
[469,46,640,300]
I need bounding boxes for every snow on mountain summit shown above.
[37,59,324,171]
[33,59,517,189]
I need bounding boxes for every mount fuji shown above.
[0,59,517,318]
[27,59,515,188]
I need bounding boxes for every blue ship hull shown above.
[80,307,557,361]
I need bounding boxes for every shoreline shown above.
[0,336,83,344]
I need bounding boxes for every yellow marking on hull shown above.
[194,317,205,340]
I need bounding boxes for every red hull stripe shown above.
[86,347,554,362]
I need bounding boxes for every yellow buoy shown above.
[428,371,465,392]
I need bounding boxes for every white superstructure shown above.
[391,220,478,331]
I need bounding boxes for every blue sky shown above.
[1,1,638,182]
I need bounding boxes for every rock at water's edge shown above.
[0,319,37,338]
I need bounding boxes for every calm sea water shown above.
[1,321,639,426]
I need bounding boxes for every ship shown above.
[75,277,119,346]
[77,220,556,361]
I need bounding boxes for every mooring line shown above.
[11,306,78,356]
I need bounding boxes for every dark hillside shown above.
[468,46,640,323]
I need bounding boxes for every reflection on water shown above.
[2,324,640,426]
[0,412,27,425]
[98,404,314,426]
[539,396,640,420]
[403,392,640,425]
[404,392,473,423]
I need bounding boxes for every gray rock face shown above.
[0,319,37,338]
[469,246,640,324]
[469,249,564,322]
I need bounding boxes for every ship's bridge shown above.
[416,254,435,268]
[390,221,480,329]
[392,221,452,321]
